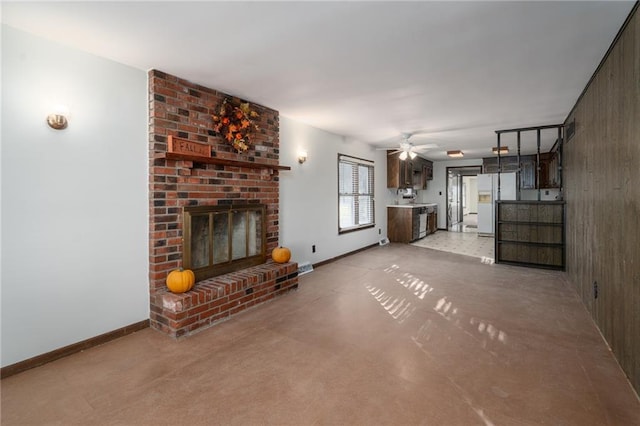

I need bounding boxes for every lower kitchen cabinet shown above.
[388,207,418,243]
[428,210,437,234]
[388,205,437,243]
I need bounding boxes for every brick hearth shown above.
[157,261,298,338]
[148,69,296,337]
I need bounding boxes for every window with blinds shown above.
[338,154,375,234]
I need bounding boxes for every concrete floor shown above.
[2,244,639,425]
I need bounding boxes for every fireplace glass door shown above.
[183,204,266,282]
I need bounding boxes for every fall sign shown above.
[168,136,211,158]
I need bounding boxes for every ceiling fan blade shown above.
[374,146,403,153]
[373,134,438,155]
[412,143,439,150]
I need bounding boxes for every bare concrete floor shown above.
[2,244,639,425]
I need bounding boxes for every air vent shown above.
[566,119,575,141]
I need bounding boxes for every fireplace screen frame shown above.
[182,204,267,282]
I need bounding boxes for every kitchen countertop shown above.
[387,203,437,208]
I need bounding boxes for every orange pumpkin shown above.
[184,269,195,287]
[272,246,291,263]
[166,268,195,293]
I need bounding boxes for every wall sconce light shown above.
[298,150,308,164]
[492,146,509,155]
[447,150,464,158]
[47,105,69,130]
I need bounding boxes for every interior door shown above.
[447,166,483,232]
[447,171,461,228]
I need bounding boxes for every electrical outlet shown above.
[378,228,381,235]
[593,281,598,299]
[312,245,316,253]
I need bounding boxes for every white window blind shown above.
[338,154,375,233]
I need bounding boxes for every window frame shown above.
[337,153,375,234]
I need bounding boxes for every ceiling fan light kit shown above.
[378,132,438,160]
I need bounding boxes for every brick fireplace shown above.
[148,70,297,337]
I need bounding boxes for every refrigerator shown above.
[477,173,516,236]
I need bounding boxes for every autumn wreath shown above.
[211,98,260,153]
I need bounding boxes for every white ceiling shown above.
[2,1,634,160]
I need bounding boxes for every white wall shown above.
[279,116,393,265]
[417,158,482,229]
[1,26,149,367]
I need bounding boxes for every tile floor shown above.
[412,229,495,263]
[2,244,639,425]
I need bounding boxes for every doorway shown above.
[446,166,482,232]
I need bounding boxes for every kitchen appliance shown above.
[398,187,416,202]
[477,173,516,236]
[418,206,428,238]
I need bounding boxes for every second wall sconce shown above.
[47,105,69,130]
[298,150,308,164]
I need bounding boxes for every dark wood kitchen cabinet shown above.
[428,209,437,234]
[412,158,434,190]
[538,152,560,188]
[387,207,419,243]
[424,161,433,181]
[519,155,537,189]
[387,151,413,188]
[388,153,433,189]
[483,156,519,173]
[483,154,560,190]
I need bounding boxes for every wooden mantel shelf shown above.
[158,152,291,171]
[159,136,291,171]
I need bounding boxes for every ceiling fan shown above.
[376,133,438,160]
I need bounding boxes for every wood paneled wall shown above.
[564,5,639,394]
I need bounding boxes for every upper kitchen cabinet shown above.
[423,159,433,181]
[483,154,559,189]
[387,153,433,189]
[483,156,519,173]
[539,152,560,188]
[387,151,414,188]
[413,157,433,190]
[519,155,536,189]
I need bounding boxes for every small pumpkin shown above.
[166,268,195,293]
[271,246,292,263]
